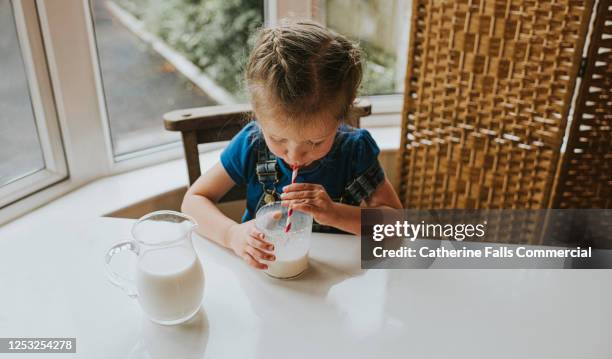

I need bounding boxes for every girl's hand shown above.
[225,220,275,270]
[281,183,337,226]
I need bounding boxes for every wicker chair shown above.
[550,0,612,209]
[395,0,610,244]
[396,0,608,210]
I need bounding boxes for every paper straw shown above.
[284,164,299,233]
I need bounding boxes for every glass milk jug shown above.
[105,211,204,325]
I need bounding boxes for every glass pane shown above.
[0,0,45,187]
[318,0,411,96]
[91,0,264,156]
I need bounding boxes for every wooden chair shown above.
[163,99,372,202]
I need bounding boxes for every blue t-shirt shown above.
[220,121,381,222]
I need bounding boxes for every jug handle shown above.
[105,241,139,298]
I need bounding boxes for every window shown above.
[0,0,66,208]
[314,0,411,96]
[0,0,44,186]
[90,0,264,158]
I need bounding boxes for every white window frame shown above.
[84,0,186,171]
[0,0,67,209]
[0,0,109,225]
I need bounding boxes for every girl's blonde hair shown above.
[246,20,362,124]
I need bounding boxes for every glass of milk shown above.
[105,210,204,325]
[256,202,313,279]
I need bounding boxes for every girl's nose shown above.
[286,148,307,165]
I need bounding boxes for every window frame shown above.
[0,0,68,209]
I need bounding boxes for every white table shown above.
[1,216,611,358]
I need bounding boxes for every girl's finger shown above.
[290,203,317,215]
[283,183,319,192]
[241,252,268,269]
[249,226,265,240]
[280,190,318,200]
[246,244,276,261]
[247,235,274,252]
[272,210,282,220]
[281,198,312,207]
[259,210,283,230]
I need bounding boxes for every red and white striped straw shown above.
[284,164,299,233]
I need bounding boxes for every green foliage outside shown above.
[358,41,397,95]
[114,0,262,100]
[113,0,396,99]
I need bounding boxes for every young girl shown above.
[182,20,402,270]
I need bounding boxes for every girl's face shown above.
[257,113,339,168]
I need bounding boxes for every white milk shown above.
[265,254,308,279]
[264,232,310,279]
[136,246,204,324]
